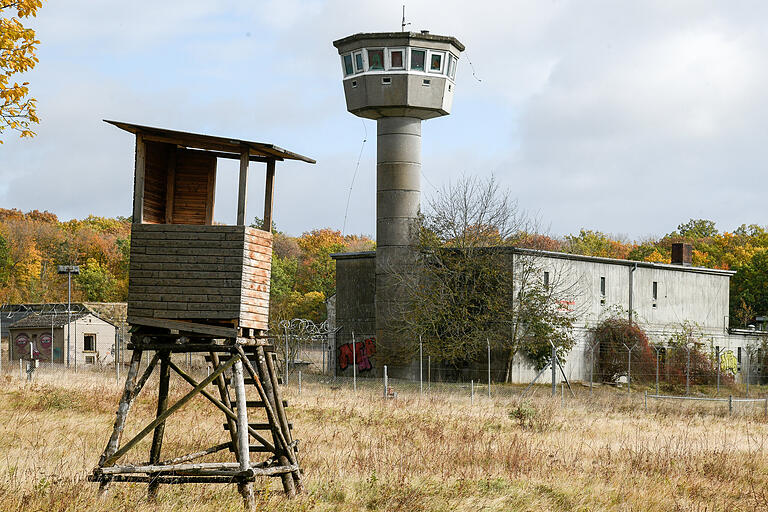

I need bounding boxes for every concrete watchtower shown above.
[333,31,465,362]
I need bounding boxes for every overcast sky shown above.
[2,0,766,240]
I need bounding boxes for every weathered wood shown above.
[237,147,249,226]
[96,348,144,496]
[263,159,275,232]
[156,442,231,466]
[148,352,171,499]
[164,147,176,223]
[128,317,237,338]
[263,346,303,492]
[98,462,298,477]
[166,358,276,453]
[133,134,146,223]
[205,158,216,225]
[103,355,240,467]
[223,422,291,431]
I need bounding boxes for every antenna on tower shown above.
[401,5,411,32]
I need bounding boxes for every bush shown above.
[592,317,656,383]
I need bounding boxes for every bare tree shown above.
[389,175,586,381]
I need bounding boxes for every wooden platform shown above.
[128,224,272,331]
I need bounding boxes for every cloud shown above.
[2,0,767,239]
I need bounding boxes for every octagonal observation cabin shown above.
[106,120,315,337]
[333,31,465,120]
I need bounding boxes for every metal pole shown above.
[560,383,564,407]
[419,336,423,396]
[73,314,77,372]
[716,347,721,394]
[322,339,326,376]
[589,343,595,396]
[67,274,71,368]
[470,379,474,405]
[427,356,431,392]
[627,347,632,394]
[352,332,356,393]
[686,344,690,396]
[19,358,22,380]
[298,370,302,395]
[655,349,660,396]
[764,397,767,419]
[728,394,733,415]
[383,365,388,398]
[551,344,557,397]
[487,338,491,398]
[284,328,289,387]
[644,390,647,411]
[746,353,750,398]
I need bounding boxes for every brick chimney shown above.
[671,243,693,266]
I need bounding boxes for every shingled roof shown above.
[10,312,89,329]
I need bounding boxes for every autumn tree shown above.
[0,0,42,142]
[393,175,581,380]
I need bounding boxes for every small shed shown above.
[107,121,315,334]
[9,311,117,365]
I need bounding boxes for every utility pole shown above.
[57,265,80,368]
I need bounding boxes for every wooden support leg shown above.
[264,348,303,493]
[255,348,296,497]
[210,352,240,453]
[97,348,144,497]
[232,359,256,511]
[148,351,170,500]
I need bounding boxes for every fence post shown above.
[551,344,557,397]
[298,370,302,395]
[427,355,431,393]
[716,347,721,395]
[728,394,733,415]
[644,390,647,411]
[419,336,423,396]
[560,383,564,407]
[351,332,357,393]
[19,358,22,380]
[383,365,388,398]
[589,343,595,396]
[746,354,750,398]
[627,347,631,394]
[764,397,767,419]
[655,349,660,396]
[685,344,691,396]
[487,338,491,399]
[284,328,289,387]
[470,379,474,405]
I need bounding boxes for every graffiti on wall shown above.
[720,350,738,375]
[339,337,376,372]
[13,332,53,361]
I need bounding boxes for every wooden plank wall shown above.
[128,224,272,331]
[240,227,273,329]
[172,150,216,225]
[142,142,170,223]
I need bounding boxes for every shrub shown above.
[592,316,656,383]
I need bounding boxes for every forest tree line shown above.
[0,209,766,327]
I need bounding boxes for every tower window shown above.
[368,49,384,70]
[343,54,354,76]
[354,52,364,73]
[411,49,425,71]
[448,54,457,79]
[429,52,443,72]
[389,49,404,69]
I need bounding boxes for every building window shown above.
[411,49,426,71]
[354,51,364,73]
[600,277,606,296]
[543,271,550,288]
[429,51,444,72]
[85,355,95,365]
[389,48,404,69]
[447,54,457,78]
[367,48,384,70]
[652,281,658,300]
[83,334,96,352]
[343,54,354,76]
[737,347,742,371]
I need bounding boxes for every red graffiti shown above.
[339,338,376,372]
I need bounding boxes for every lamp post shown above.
[57,265,80,368]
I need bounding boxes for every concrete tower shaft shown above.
[333,31,464,367]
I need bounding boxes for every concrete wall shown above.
[64,314,117,366]
[332,248,747,383]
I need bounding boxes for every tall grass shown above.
[0,371,767,511]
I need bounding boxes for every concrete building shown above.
[7,305,119,367]
[330,243,762,384]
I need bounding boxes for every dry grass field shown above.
[0,370,767,512]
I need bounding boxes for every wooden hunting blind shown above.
[106,120,315,333]
[91,121,315,509]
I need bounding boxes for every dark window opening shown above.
[652,281,658,300]
[84,334,96,352]
[543,271,550,288]
[600,276,606,296]
[411,50,425,71]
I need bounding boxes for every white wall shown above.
[63,314,117,366]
